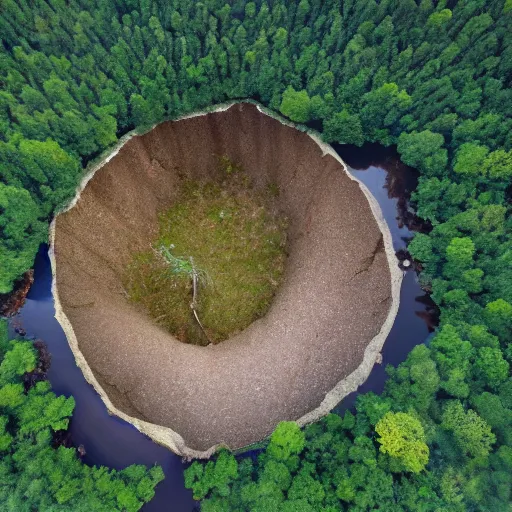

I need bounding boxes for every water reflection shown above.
[333,143,438,413]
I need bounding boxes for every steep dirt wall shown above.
[52,103,402,456]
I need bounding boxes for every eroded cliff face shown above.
[53,103,400,455]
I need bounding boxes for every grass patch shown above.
[123,163,287,345]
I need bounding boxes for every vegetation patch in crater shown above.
[123,160,287,345]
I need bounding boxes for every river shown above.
[7,143,436,511]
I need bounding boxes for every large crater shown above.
[52,103,402,456]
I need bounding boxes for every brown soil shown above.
[53,103,393,451]
[0,270,34,317]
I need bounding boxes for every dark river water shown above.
[7,143,436,511]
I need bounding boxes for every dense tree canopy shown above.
[0,0,511,510]
[375,411,429,474]
[0,321,163,511]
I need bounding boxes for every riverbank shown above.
[0,270,34,317]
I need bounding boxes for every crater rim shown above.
[50,101,403,458]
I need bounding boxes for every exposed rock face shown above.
[52,103,399,455]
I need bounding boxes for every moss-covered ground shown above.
[123,164,287,345]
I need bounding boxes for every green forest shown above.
[0,0,511,510]
[0,320,164,510]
